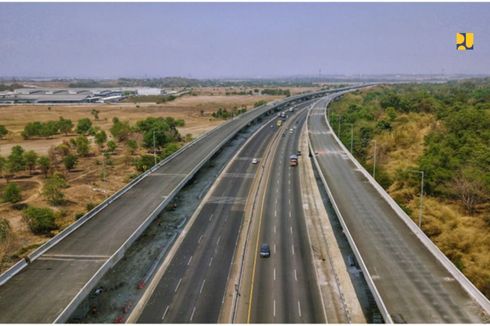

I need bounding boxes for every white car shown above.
[252,158,259,164]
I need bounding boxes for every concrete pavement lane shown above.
[308,96,486,323]
[249,107,325,323]
[136,113,279,323]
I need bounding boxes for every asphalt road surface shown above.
[0,100,294,323]
[136,112,279,323]
[308,96,486,323]
[248,106,325,323]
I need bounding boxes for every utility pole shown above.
[153,130,157,166]
[372,140,377,179]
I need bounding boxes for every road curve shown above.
[308,96,486,323]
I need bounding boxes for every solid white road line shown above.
[161,305,170,320]
[187,256,193,266]
[190,306,196,321]
[174,278,182,292]
[200,279,206,294]
[298,300,302,317]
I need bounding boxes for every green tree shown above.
[133,155,155,172]
[2,183,22,203]
[0,125,8,138]
[63,154,78,171]
[37,156,50,178]
[7,145,26,175]
[0,155,6,179]
[22,206,57,235]
[42,173,67,205]
[57,117,73,135]
[107,140,117,153]
[94,130,107,149]
[0,218,11,243]
[76,118,92,135]
[110,117,132,142]
[126,139,138,155]
[73,135,90,157]
[23,150,38,175]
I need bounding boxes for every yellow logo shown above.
[456,32,474,50]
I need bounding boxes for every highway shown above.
[136,112,280,323]
[0,93,319,323]
[308,96,487,323]
[247,107,325,323]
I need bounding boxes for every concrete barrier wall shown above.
[323,94,490,314]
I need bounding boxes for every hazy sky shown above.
[1,2,489,78]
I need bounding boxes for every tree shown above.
[74,135,90,157]
[7,145,25,176]
[76,118,92,135]
[22,206,57,235]
[42,173,67,205]
[0,218,11,243]
[91,109,100,120]
[63,154,78,171]
[126,139,138,155]
[133,155,154,172]
[38,156,50,178]
[2,183,21,203]
[110,118,131,142]
[452,169,488,214]
[94,130,107,149]
[0,155,6,179]
[57,117,73,135]
[107,140,117,153]
[0,125,8,138]
[23,150,38,175]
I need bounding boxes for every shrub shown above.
[22,206,57,235]
[2,183,22,203]
[76,118,92,135]
[0,218,11,242]
[63,154,78,171]
[42,174,67,205]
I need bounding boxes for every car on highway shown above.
[297,150,302,156]
[260,243,271,258]
[252,158,259,164]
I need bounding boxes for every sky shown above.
[0,2,489,79]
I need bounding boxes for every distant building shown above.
[136,88,162,96]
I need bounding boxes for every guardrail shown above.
[0,87,353,322]
[306,100,394,324]
[323,94,490,315]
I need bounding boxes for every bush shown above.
[76,118,92,135]
[2,183,22,203]
[42,174,67,205]
[0,125,8,138]
[0,218,11,242]
[63,154,78,171]
[22,206,57,235]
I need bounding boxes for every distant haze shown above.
[0,3,489,79]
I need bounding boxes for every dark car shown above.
[297,150,302,156]
[260,243,271,258]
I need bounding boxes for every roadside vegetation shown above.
[329,80,490,297]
